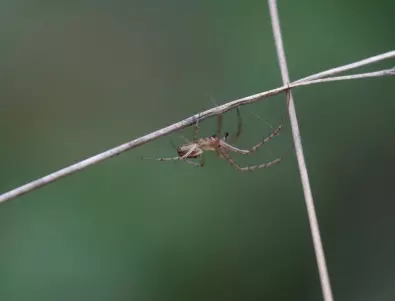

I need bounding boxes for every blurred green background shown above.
[1,1,395,300]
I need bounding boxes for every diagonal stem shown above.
[0,58,394,204]
[268,1,334,301]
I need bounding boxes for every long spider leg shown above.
[143,155,203,167]
[193,113,200,142]
[220,150,282,172]
[183,158,204,167]
[224,107,242,143]
[142,144,196,162]
[199,153,205,167]
[175,152,204,167]
[261,118,283,143]
[217,112,223,139]
[234,107,242,139]
[142,156,181,161]
[219,142,252,155]
[220,119,283,155]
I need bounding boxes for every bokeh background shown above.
[1,1,394,300]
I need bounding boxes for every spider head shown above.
[211,132,229,140]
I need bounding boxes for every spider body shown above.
[144,108,284,172]
[177,137,218,156]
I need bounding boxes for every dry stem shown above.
[268,1,334,301]
[0,54,394,204]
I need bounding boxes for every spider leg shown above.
[143,155,204,167]
[183,156,204,167]
[142,144,196,162]
[177,153,205,167]
[220,118,283,155]
[224,107,242,143]
[193,113,201,142]
[220,150,281,172]
[234,107,242,139]
[198,154,205,167]
[217,112,223,138]
[142,156,181,162]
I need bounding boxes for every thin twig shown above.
[295,67,395,86]
[296,50,395,83]
[0,59,394,204]
[268,1,334,301]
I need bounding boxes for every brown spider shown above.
[143,108,283,171]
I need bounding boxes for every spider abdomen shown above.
[177,143,203,158]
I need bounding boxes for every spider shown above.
[143,108,284,171]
